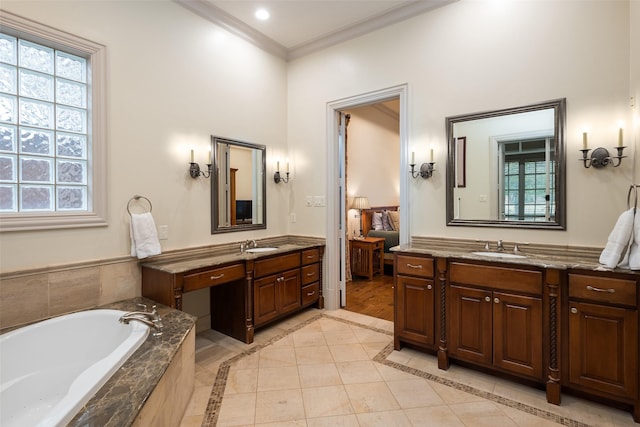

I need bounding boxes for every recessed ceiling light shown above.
[255,8,270,20]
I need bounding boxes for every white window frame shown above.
[0,11,107,231]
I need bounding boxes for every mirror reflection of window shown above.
[499,138,555,222]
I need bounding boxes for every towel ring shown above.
[127,195,152,216]
[627,184,639,213]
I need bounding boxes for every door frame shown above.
[324,84,409,310]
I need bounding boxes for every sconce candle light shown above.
[579,129,626,168]
[189,149,212,178]
[410,151,435,179]
[274,160,290,183]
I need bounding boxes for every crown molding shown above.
[175,0,456,61]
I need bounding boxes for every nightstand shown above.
[350,237,385,280]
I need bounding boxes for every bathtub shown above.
[0,309,150,427]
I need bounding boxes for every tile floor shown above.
[179,309,636,426]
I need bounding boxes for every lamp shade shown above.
[351,196,370,210]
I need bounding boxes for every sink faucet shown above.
[496,240,505,252]
[120,304,163,336]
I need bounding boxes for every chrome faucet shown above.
[120,304,163,336]
[496,240,505,252]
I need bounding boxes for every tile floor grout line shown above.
[199,312,592,427]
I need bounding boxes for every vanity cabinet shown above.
[394,254,436,350]
[566,272,638,406]
[448,261,544,380]
[141,244,324,344]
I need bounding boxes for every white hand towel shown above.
[130,212,162,259]
[599,208,635,268]
[629,210,640,270]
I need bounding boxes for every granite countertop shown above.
[391,237,640,275]
[68,297,196,427]
[141,239,325,275]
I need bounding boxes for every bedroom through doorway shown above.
[342,99,400,322]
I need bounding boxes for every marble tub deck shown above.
[180,309,635,427]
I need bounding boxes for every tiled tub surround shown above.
[392,237,640,423]
[0,297,196,427]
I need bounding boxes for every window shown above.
[0,12,106,231]
[500,138,555,222]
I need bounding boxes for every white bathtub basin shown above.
[0,309,149,427]
[245,247,278,253]
[471,251,527,259]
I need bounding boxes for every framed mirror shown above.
[211,136,266,234]
[446,98,566,229]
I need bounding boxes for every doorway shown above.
[324,84,409,314]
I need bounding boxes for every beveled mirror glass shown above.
[211,136,266,234]
[446,98,566,229]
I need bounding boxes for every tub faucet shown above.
[120,304,163,336]
[496,240,505,252]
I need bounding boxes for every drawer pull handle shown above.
[586,285,615,294]
[306,272,316,277]
[306,290,316,296]
[571,307,578,314]
[484,296,491,302]
[210,274,224,280]
[306,255,314,259]
[427,284,432,290]
[406,263,423,269]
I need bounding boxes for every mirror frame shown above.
[445,98,566,230]
[211,135,267,234]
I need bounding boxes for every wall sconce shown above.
[189,149,212,178]
[579,129,627,168]
[274,160,289,183]
[410,150,435,179]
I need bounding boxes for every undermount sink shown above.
[245,247,278,253]
[471,251,527,259]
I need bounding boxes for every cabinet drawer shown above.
[301,248,321,265]
[301,282,319,306]
[254,253,301,278]
[569,274,637,307]
[449,262,542,295]
[301,263,319,285]
[183,263,245,292]
[396,255,434,278]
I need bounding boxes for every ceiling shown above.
[175,0,455,60]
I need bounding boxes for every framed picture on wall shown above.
[456,137,466,188]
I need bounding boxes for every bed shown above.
[360,206,400,266]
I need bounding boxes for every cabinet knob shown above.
[484,296,491,302]
[494,297,500,304]
[571,307,578,314]
[427,284,432,290]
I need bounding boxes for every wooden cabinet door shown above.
[254,275,279,326]
[395,275,435,346]
[449,285,493,365]
[493,291,543,379]
[280,269,301,315]
[569,301,638,399]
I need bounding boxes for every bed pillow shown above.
[382,210,394,231]
[372,212,383,230]
[388,210,400,231]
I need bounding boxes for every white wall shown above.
[0,1,288,272]
[288,0,637,247]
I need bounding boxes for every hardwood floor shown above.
[345,268,394,322]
